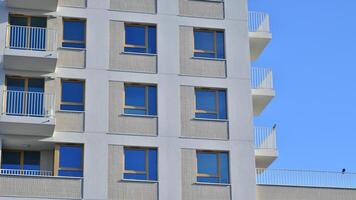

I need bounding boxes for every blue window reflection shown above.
[124,85,157,116]
[124,24,156,54]
[124,148,157,181]
[1,151,21,169]
[61,80,84,111]
[58,145,83,177]
[197,151,229,184]
[194,29,225,59]
[63,19,86,48]
[1,151,40,171]
[195,89,227,120]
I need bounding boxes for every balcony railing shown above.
[5,25,57,51]
[255,126,277,150]
[248,11,270,33]
[251,67,274,89]
[0,169,53,177]
[256,168,356,189]
[1,90,55,118]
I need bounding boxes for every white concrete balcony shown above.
[255,126,278,168]
[251,67,275,116]
[6,0,58,11]
[0,169,83,199]
[0,90,55,137]
[256,168,356,189]
[249,11,272,61]
[4,25,58,73]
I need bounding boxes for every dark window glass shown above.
[124,148,157,181]
[197,153,218,176]
[194,30,225,59]
[1,151,21,169]
[125,86,146,107]
[218,90,227,119]
[124,25,156,54]
[9,16,27,26]
[216,31,225,59]
[196,90,216,112]
[58,170,83,177]
[124,85,157,116]
[148,86,157,115]
[61,80,84,111]
[59,145,83,169]
[195,89,227,120]
[197,152,229,184]
[194,31,215,52]
[30,17,47,28]
[23,151,40,170]
[63,20,86,48]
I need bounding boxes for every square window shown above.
[197,151,229,184]
[124,84,157,116]
[195,88,227,120]
[63,19,86,48]
[23,151,40,170]
[57,144,83,177]
[1,150,41,173]
[124,24,156,54]
[124,148,157,181]
[1,151,21,170]
[194,29,225,59]
[61,79,85,111]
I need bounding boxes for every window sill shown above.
[121,113,158,118]
[58,110,85,114]
[191,56,226,61]
[59,47,87,51]
[121,179,158,184]
[121,51,157,56]
[193,117,228,122]
[194,182,231,186]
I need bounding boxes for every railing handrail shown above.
[256,168,356,189]
[1,89,55,118]
[254,126,277,150]
[251,67,274,89]
[0,169,53,177]
[5,24,57,51]
[248,11,270,33]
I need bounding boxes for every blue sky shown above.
[249,0,356,172]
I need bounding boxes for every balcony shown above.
[4,25,57,73]
[0,90,55,136]
[255,126,278,168]
[0,169,83,199]
[251,67,275,116]
[6,0,59,11]
[249,11,272,61]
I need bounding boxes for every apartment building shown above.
[0,0,353,200]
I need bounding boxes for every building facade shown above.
[0,0,279,200]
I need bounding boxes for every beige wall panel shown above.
[57,48,86,68]
[109,81,158,136]
[182,149,231,200]
[40,150,54,171]
[55,112,85,132]
[180,26,226,78]
[179,0,224,19]
[180,86,228,140]
[108,145,158,200]
[58,0,87,8]
[109,21,157,73]
[110,0,156,14]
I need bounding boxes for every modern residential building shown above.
[0,0,354,200]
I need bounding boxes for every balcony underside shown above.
[252,88,275,116]
[249,32,272,61]
[0,115,55,137]
[255,149,278,169]
[4,49,57,73]
[6,0,58,11]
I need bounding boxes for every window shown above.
[55,144,83,177]
[60,79,85,111]
[195,88,227,119]
[124,24,156,54]
[194,29,225,59]
[123,147,157,181]
[196,151,229,184]
[124,84,157,116]
[63,18,86,48]
[1,150,40,171]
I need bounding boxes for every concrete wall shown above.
[257,185,356,200]
[109,21,157,73]
[109,0,157,14]
[58,0,87,8]
[179,26,226,78]
[109,81,158,136]
[179,0,224,19]
[0,175,82,199]
[108,145,158,200]
[182,149,231,200]
[181,86,229,140]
